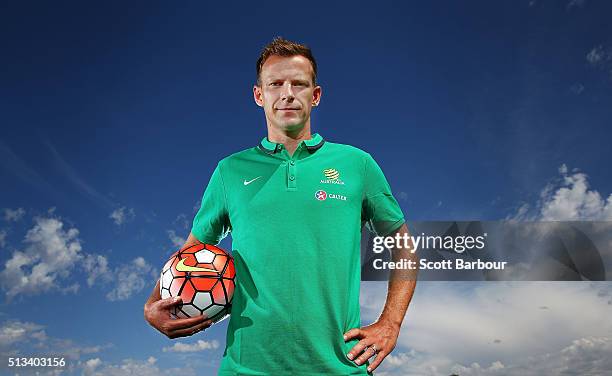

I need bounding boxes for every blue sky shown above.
[2,1,612,375]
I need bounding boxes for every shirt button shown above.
[290,161,295,166]
[289,176,295,181]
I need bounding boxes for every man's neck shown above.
[267,124,312,156]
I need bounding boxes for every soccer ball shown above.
[160,243,235,323]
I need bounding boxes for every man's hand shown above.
[144,296,213,339]
[344,319,400,373]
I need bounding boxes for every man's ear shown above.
[312,85,322,107]
[253,85,264,107]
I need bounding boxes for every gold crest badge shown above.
[323,168,340,180]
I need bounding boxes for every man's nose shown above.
[281,83,295,100]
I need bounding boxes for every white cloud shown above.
[173,213,191,230]
[69,252,156,302]
[0,216,84,300]
[0,319,110,367]
[106,257,157,301]
[79,357,197,376]
[80,345,108,354]
[3,208,25,222]
[82,246,156,302]
[384,350,417,367]
[508,164,612,220]
[448,336,612,376]
[360,282,612,375]
[586,44,612,81]
[41,338,110,362]
[449,361,507,376]
[167,230,186,248]
[162,339,220,353]
[83,254,112,287]
[0,320,46,347]
[109,207,135,226]
[373,347,456,376]
[83,357,102,376]
[0,229,6,248]
[586,45,606,65]
[0,213,156,302]
[540,168,612,220]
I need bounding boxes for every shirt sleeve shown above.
[362,153,405,236]
[191,162,231,244]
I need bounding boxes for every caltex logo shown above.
[315,190,327,201]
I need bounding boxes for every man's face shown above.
[254,55,321,133]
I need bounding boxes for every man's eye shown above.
[270,82,282,86]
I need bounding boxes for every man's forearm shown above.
[378,224,418,328]
[145,279,162,308]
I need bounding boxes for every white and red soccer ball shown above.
[160,243,235,323]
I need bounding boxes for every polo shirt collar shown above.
[258,133,325,154]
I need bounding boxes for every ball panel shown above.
[162,258,174,273]
[181,243,205,255]
[181,303,202,317]
[194,249,215,264]
[212,254,227,272]
[223,279,235,299]
[191,277,217,291]
[205,244,226,255]
[192,291,213,311]
[223,262,235,279]
[161,288,171,300]
[211,280,226,305]
[169,277,186,297]
[203,304,225,319]
[181,278,196,303]
[172,306,188,319]
[161,269,173,290]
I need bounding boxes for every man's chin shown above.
[275,121,307,133]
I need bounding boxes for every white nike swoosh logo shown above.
[243,176,262,185]
[176,258,219,273]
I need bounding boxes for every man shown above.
[144,37,417,375]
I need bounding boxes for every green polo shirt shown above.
[192,133,405,375]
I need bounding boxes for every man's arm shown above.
[344,223,417,373]
[378,223,417,328]
[143,232,214,339]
